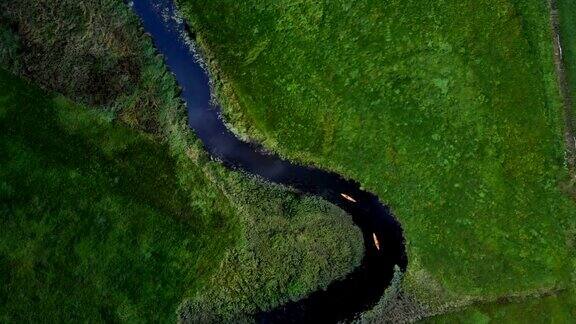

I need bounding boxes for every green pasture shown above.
[177,0,576,308]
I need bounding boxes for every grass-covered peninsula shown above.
[177,0,576,319]
[0,0,363,321]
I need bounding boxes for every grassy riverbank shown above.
[177,0,576,316]
[0,0,363,321]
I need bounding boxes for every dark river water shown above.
[131,0,407,322]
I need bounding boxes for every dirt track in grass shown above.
[550,0,576,177]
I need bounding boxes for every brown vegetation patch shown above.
[0,0,142,108]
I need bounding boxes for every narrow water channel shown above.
[131,1,407,322]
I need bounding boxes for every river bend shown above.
[131,1,407,322]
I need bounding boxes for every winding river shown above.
[131,0,407,322]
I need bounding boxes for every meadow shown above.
[425,289,576,323]
[177,0,576,317]
[0,0,363,321]
[0,69,236,322]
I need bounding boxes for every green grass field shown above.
[0,0,363,321]
[177,0,576,312]
[0,69,236,322]
[425,289,576,323]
